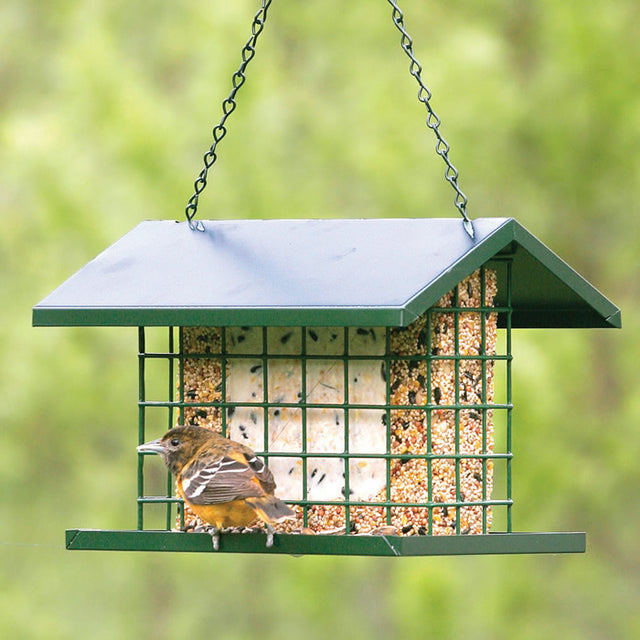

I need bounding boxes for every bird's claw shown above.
[191,522,274,550]
[211,529,220,551]
[193,524,220,550]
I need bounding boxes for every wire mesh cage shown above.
[138,264,512,548]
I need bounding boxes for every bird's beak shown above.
[137,438,166,455]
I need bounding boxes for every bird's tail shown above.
[245,495,295,524]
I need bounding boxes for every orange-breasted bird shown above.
[137,425,295,549]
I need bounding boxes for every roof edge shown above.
[32,304,409,328]
[511,221,621,328]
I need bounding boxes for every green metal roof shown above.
[32,218,620,329]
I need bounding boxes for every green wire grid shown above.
[136,264,512,536]
[79,258,584,555]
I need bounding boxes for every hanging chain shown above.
[185,0,273,230]
[387,1,474,238]
[186,0,474,238]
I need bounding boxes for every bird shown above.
[137,425,295,550]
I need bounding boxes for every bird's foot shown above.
[209,527,220,551]
[193,524,220,550]
[265,523,275,548]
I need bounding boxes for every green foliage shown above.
[2,1,639,638]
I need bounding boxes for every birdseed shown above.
[176,268,498,536]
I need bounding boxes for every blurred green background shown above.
[2,1,639,638]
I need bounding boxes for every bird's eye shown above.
[170,437,180,447]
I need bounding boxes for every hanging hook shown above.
[463,218,475,239]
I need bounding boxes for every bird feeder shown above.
[33,217,620,556]
[33,1,620,555]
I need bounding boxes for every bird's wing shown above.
[242,451,277,494]
[180,451,266,505]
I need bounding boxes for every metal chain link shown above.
[185,0,273,230]
[186,0,474,239]
[387,0,474,238]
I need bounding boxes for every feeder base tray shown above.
[65,529,585,556]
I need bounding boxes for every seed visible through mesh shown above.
[177,268,498,536]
